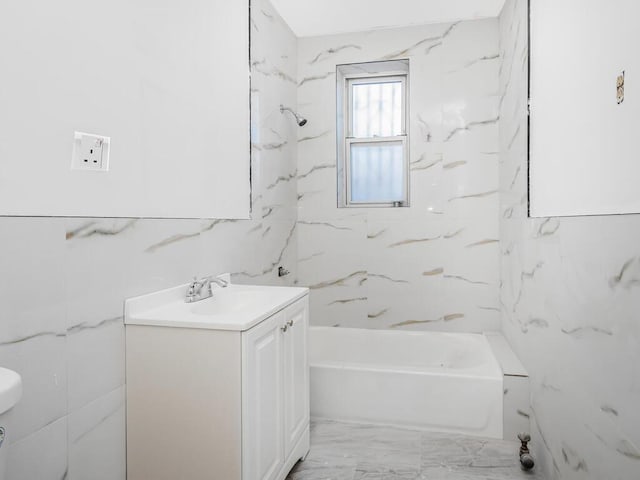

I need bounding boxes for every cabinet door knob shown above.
[287,319,294,327]
[281,324,288,332]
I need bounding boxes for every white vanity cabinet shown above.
[242,300,309,480]
[282,301,309,455]
[125,284,309,480]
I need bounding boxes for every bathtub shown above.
[309,327,503,438]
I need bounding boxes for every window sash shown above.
[336,60,410,208]
[345,136,408,207]
[346,75,407,139]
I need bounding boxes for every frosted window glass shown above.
[351,81,402,138]
[350,142,404,203]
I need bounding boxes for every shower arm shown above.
[279,104,307,127]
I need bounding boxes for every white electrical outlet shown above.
[71,131,110,171]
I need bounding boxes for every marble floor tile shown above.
[421,432,515,468]
[288,465,355,480]
[419,465,541,479]
[353,465,420,480]
[287,420,545,480]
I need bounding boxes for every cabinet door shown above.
[282,297,310,456]
[242,312,285,480]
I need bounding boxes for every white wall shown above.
[0,0,249,219]
[0,1,298,477]
[529,0,640,217]
[500,1,640,478]
[295,19,502,332]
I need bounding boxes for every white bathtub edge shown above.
[484,331,529,377]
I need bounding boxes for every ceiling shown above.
[269,0,507,37]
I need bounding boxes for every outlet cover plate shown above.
[71,131,110,172]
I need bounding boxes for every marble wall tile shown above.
[199,219,264,281]
[64,218,135,327]
[304,284,367,328]
[503,375,530,441]
[499,1,640,478]
[6,417,68,480]
[63,218,130,413]
[66,316,124,412]
[124,218,205,298]
[0,220,68,447]
[0,218,67,342]
[67,387,126,480]
[297,218,368,327]
[296,19,501,332]
[0,334,67,443]
[297,219,368,284]
[365,275,442,330]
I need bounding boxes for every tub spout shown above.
[518,433,535,470]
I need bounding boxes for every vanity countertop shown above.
[125,281,308,332]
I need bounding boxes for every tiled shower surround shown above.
[295,19,502,332]
[499,1,640,478]
[0,1,298,477]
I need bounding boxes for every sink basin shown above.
[125,276,308,331]
[190,289,273,316]
[0,367,22,415]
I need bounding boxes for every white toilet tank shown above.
[0,368,23,480]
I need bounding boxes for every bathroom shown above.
[0,0,639,479]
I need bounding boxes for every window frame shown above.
[337,60,410,208]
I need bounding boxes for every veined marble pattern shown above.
[0,0,298,477]
[295,19,501,333]
[499,1,640,479]
[286,420,544,480]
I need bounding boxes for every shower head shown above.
[280,105,308,127]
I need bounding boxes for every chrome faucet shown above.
[210,277,229,288]
[185,276,229,303]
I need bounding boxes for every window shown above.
[337,60,409,207]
